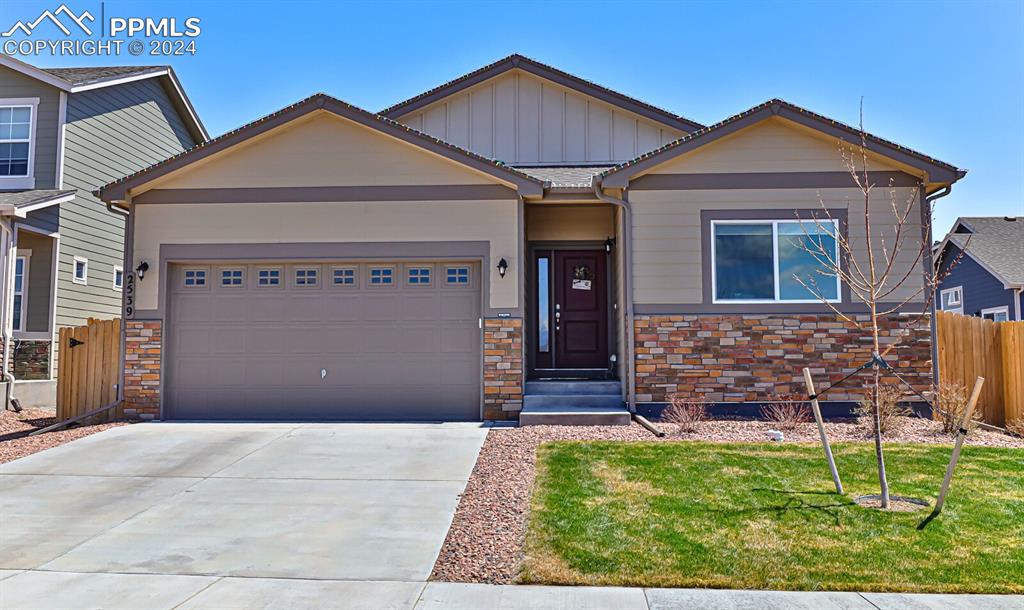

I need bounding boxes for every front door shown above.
[532,249,609,372]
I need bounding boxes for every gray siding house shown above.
[0,55,206,406]
[935,216,1024,321]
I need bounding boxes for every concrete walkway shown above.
[1,573,1020,609]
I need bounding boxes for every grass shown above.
[522,441,1024,593]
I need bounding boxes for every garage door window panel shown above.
[369,266,394,287]
[293,266,320,288]
[257,267,282,288]
[219,267,244,288]
[445,265,472,287]
[331,266,357,287]
[407,266,433,286]
[183,268,208,288]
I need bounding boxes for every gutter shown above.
[107,200,131,406]
[592,177,636,412]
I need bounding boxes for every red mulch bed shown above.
[430,416,1024,584]
[0,407,127,464]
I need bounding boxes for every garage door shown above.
[164,261,481,420]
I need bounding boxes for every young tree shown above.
[787,104,966,508]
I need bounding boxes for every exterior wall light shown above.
[135,261,149,280]
[497,258,508,278]
[604,237,615,253]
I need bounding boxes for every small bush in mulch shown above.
[760,394,812,431]
[661,394,708,434]
[856,384,911,434]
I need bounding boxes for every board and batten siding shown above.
[628,118,926,306]
[58,77,196,327]
[0,65,60,190]
[396,70,685,165]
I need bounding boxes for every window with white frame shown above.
[112,265,124,291]
[332,267,356,286]
[72,256,88,285]
[446,265,470,285]
[711,219,841,303]
[221,268,243,286]
[369,267,393,285]
[13,254,28,331]
[407,266,431,285]
[940,286,963,314]
[980,306,1009,322]
[257,268,281,286]
[0,105,31,177]
[294,267,318,286]
[183,268,206,287]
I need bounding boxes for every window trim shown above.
[980,306,1009,322]
[940,286,963,314]
[13,251,30,332]
[330,266,358,288]
[112,265,124,291]
[710,218,842,304]
[72,255,88,285]
[0,98,38,188]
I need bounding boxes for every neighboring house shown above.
[95,54,965,423]
[935,216,1024,322]
[0,55,206,407]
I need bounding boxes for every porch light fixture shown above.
[497,258,508,278]
[135,261,149,281]
[604,237,615,253]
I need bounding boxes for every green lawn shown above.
[522,441,1023,593]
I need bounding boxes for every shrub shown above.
[662,394,708,434]
[856,384,910,435]
[1006,419,1024,438]
[932,382,982,434]
[760,394,812,431]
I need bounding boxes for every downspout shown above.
[1,220,19,411]
[593,177,636,412]
[107,200,130,406]
[924,184,954,388]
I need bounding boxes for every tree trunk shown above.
[871,317,890,509]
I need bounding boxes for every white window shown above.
[72,256,88,285]
[295,267,318,286]
[221,268,243,286]
[940,286,963,314]
[446,266,470,285]
[183,268,206,287]
[711,219,841,303]
[332,267,356,286]
[980,306,1009,322]
[13,253,29,331]
[257,268,281,286]
[112,265,124,291]
[407,266,431,285]
[369,267,393,285]
[0,104,32,179]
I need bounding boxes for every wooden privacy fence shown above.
[56,318,122,422]
[936,310,1024,427]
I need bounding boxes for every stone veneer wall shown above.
[10,339,50,380]
[483,318,523,420]
[123,320,162,420]
[634,313,932,404]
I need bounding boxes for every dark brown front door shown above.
[533,249,609,371]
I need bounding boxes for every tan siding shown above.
[132,199,519,311]
[0,66,60,189]
[396,70,685,165]
[148,111,500,191]
[525,205,614,242]
[630,187,924,304]
[648,117,906,175]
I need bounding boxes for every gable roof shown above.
[0,189,76,217]
[938,216,1024,288]
[597,98,966,189]
[0,55,208,141]
[514,166,611,190]
[380,54,704,133]
[95,93,546,204]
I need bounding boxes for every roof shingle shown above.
[946,216,1024,286]
[41,66,166,86]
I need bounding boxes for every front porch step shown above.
[524,393,624,409]
[519,405,632,426]
[524,380,621,396]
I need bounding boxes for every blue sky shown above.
[3,0,1022,234]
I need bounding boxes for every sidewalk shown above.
[2,572,1022,609]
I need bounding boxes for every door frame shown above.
[526,240,617,379]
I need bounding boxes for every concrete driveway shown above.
[0,421,487,608]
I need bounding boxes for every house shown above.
[95,54,965,423]
[935,216,1023,322]
[0,55,206,407]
